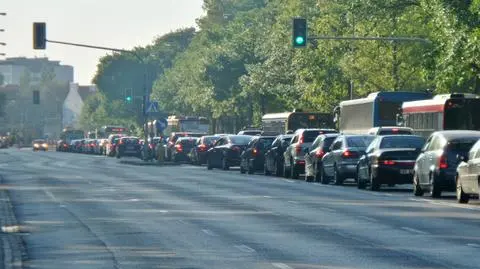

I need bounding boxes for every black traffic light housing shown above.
[33,22,46,49]
[124,88,133,104]
[292,18,307,48]
[33,90,40,104]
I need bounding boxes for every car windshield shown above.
[229,136,252,145]
[380,136,425,149]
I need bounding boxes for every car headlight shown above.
[42,143,48,148]
[34,143,39,148]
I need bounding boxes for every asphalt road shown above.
[1,148,480,269]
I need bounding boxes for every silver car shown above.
[455,139,480,203]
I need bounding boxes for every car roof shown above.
[434,130,480,140]
[380,135,424,139]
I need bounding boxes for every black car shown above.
[206,135,253,170]
[356,135,425,190]
[237,130,262,136]
[414,131,480,198]
[172,137,198,163]
[165,132,206,161]
[304,134,339,182]
[190,135,221,165]
[264,134,294,176]
[240,136,276,174]
[116,137,142,159]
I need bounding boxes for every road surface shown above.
[0,148,479,269]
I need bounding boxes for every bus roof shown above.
[402,93,480,113]
[262,112,327,120]
[340,91,431,107]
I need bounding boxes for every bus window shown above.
[378,101,402,122]
[444,99,480,130]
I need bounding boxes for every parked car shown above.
[304,134,339,182]
[172,137,198,163]
[264,134,294,177]
[237,129,262,136]
[284,129,338,179]
[56,140,69,152]
[367,126,414,136]
[356,135,425,190]
[240,136,276,174]
[165,132,205,161]
[414,131,480,198]
[206,135,253,170]
[106,134,126,157]
[189,135,221,165]
[455,139,480,203]
[116,137,142,159]
[320,135,375,185]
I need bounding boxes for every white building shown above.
[0,57,74,85]
[63,83,97,129]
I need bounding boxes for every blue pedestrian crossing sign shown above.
[146,101,159,114]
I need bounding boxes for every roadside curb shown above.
[0,175,27,269]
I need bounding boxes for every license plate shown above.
[400,169,413,175]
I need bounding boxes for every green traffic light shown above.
[295,36,305,45]
[126,96,132,102]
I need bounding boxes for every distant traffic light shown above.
[33,90,40,104]
[292,18,307,48]
[124,88,133,104]
[33,22,46,50]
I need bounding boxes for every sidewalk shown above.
[0,152,27,269]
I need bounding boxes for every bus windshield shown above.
[378,101,402,123]
[288,113,333,131]
[444,99,480,130]
[179,120,209,133]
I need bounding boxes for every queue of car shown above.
[51,125,480,205]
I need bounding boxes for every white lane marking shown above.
[287,200,298,204]
[234,244,256,253]
[282,179,295,183]
[272,263,293,269]
[178,220,187,224]
[158,210,169,213]
[370,192,393,197]
[409,198,480,211]
[467,243,480,248]
[358,216,377,222]
[44,190,58,202]
[324,208,336,213]
[401,227,429,235]
[263,195,272,198]
[75,175,83,179]
[127,199,139,202]
[201,229,217,236]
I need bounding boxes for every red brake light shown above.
[119,140,124,145]
[380,160,396,165]
[198,144,207,151]
[175,144,183,152]
[342,150,357,158]
[439,155,448,169]
[295,145,302,154]
[392,128,399,132]
[299,135,304,144]
[315,149,325,158]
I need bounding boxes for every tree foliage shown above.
[87,0,480,133]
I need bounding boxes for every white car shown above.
[455,139,480,203]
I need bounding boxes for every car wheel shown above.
[333,165,343,185]
[413,173,424,196]
[240,161,246,174]
[222,157,229,170]
[369,170,380,191]
[207,157,213,170]
[264,163,271,176]
[247,162,254,175]
[305,175,314,182]
[314,163,321,182]
[456,175,469,204]
[275,161,283,177]
[290,160,299,179]
[283,161,291,178]
[429,173,441,198]
[320,165,330,185]
[357,166,366,189]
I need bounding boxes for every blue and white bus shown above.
[335,91,431,134]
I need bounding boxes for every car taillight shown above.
[299,135,304,144]
[342,150,358,158]
[63,144,67,148]
[252,148,258,157]
[90,143,95,147]
[439,155,448,169]
[149,144,153,149]
[198,144,207,152]
[175,144,183,152]
[295,145,302,154]
[380,160,396,165]
[119,140,124,145]
[315,149,325,158]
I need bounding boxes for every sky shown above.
[1,0,204,84]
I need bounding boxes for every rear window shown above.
[123,138,139,144]
[346,136,375,148]
[178,138,197,146]
[257,138,275,149]
[242,131,262,136]
[230,136,252,145]
[204,136,220,145]
[380,136,425,149]
[303,131,322,143]
[446,139,479,153]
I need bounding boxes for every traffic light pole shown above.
[45,39,151,160]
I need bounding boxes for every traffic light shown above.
[292,18,307,48]
[124,88,133,104]
[33,90,40,104]
[33,22,46,50]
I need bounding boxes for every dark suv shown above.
[414,130,480,197]
[116,137,142,159]
[240,136,276,174]
[165,132,205,161]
